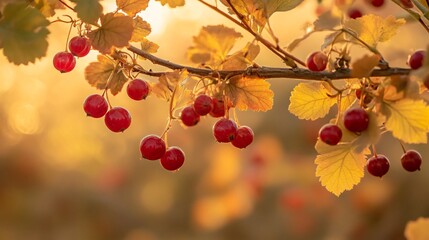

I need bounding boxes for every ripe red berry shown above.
[180,106,200,127]
[319,124,342,145]
[83,94,108,118]
[213,118,237,143]
[344,108,369,132]
[209,98,226,118]
[232,126,254,149]
[400,0,413,8]
[408,50,426,70]
[348,8,363,19]
[127,79,150,101]
[369,0,384,7]
[401,150,422,172]
[104,107,131,132]
[306,51,328,72]
[140,135,166,160]
[160,147,185,171]
[355,89,373,105]
[53,51,76,73]
[367,155,390,177]
[194,94,213,116]
[68,36,91,57]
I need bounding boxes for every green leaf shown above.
[70,0,103,24]
[31,0,64,17]
[84,55,128,95]
[0,2,50,65]
[263,0,304,16]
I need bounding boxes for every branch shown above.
[126,45,411,80]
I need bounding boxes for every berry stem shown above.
[399,140,407,153]
[371,144,378,158]
[65,20,75,52]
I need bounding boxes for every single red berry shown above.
[306,51,328,72]
[53,51,76,73]
[83,94,108,118]
[180,106,200,127]
[68,36,91,57]
[232,126,254,149]
[104,107,131,132]
[367,155,390,177]
[319,124,342,145]
[209,98,226,118]
[355,89,373,105]
[400,0,413,8]
[140,135,166,160]
[348,8,363,19]
[344,108,369,132]
[369,0,384,7]
[408,50,426,70]
[401,150,422,172]
[127,79,150,100]
[160,147,185,171]
[213,118,237,143]
[194,94,213,116]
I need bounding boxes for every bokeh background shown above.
[1,0,429,239]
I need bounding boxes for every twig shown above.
[58,0,75,12]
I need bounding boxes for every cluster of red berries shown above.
[318,107,422,177]
[140,135,185,171]
[346,0,414,20]
[180,94,254,149]
[53,36,91,73]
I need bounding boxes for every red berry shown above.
[53,51,76,73]
[104,107,131,132]
[355,89,373,105]
[232,126,254,149]
[401,150,422,172]
[83,94,108,118]
[213,118,237,143]
[68,36,91,57]
[194,94,213,116]
[369,0,384,7]
[140,135,166,160]
[344,108,369,132]
[160,147,185,171]
[408,50,426,70]
[306,51,328,72]
[400,0,413,8]
[319,124,342,145]
[348,8,363,19]
[180,106,200,127]
[367,155,390,177]
[209,98,226,118]
[127,79,150,100]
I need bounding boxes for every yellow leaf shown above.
[405,217,429,240]
[140,38,159,54]
[344,14,405,48]
[116,0,148,17]
[187,25,242,68]
[221,42,260,70]
[150,70,188,101]
[315,139,369,197]
[87,13,134,54]
[381,99,429,144]
[339,92,357,113]
[225,76,273,112]
[155,0,184,8]
[84,55,128,95]
[289,82,337,120]
[131,16,151,42]
[351,54,381,78]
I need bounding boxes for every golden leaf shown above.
[131,16,151,42]
[339,93,357,113]
[405,217,429,240]
[187,25,242,68]
[150,70,188,102]
[84,55,128,95]
[225,76,273,112]
[381,99,429,144]
[351,54,381,78]
[289,82,337,120]
[221,42,260,70]
[140,38,159,54]
[116,0,149,17]
[87,13,134,54]
[155,0,184,8]
[344,14,405,48]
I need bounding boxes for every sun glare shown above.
[138,3,170,36]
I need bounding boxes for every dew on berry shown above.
[104,107,132,133]
[140,135,166,160]
[83,94,108,118]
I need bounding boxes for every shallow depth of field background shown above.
[1,1,429,239]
